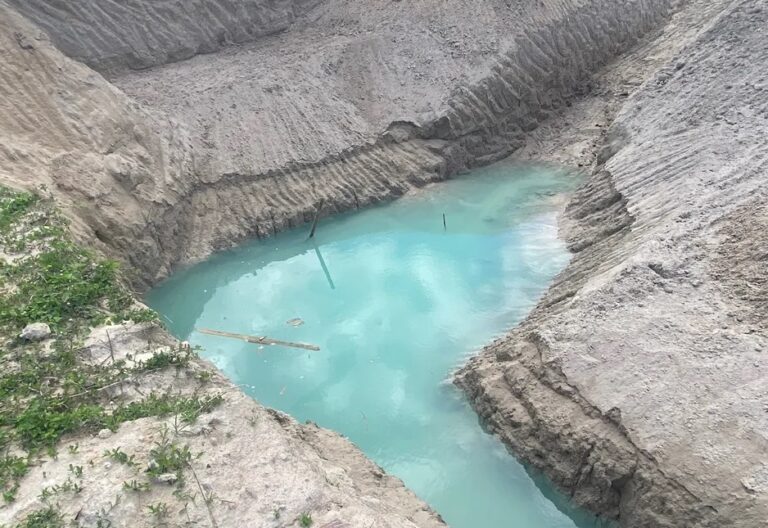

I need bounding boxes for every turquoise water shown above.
[147,164,600,528]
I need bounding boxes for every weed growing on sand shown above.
[68,464,83,478]
[146,427,193,483]
[0,187,224,502]
[0,188,37,232]
[14,505,64,528]
[139,346,195,371]
[0,186,156,334]
[0,455,28,502]
[39,476,83,501]
[147,501,170,519]
[300,513,313,527]
[105,447,137,467]
[123,479,151,492]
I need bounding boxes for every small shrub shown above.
[146,429,192,483]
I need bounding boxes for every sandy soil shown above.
[1,0,766,526]
[458,0,768,526]
[0,323,444,528]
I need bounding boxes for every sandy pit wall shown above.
[4,0,761,527]
[458,0,768,526]
[2,0,677,289]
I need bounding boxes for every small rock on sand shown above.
[19,322,51,341]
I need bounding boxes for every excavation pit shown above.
[148,163,600,527]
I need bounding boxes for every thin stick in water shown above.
[308,199,326,239]
[196,328,320,351]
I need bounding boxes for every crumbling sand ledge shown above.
[1,0,766,526]
[458,1,768,526]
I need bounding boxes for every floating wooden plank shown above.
[196,328,320,351]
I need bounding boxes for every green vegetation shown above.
[68,464,83,478]
[0,187,223,504]
[147,501,170,519]
[146,427,194,483]
[123,479,151,492]
[39,476,82,501]
[104,447,137,467]
[0,189,38,232]
[0,189,158,333]
[13,505,64,528]
[299,513,313,527]
[0,240,129,330]
[0,455,28,502]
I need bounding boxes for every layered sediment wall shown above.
[1,0,676,288]
[3,0,766,526]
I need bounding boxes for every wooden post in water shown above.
[308,199,326,239]
[443,212,447,231]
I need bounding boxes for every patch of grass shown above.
[0,239,131,331]
[138,345,195,371]
[1,455,28,502]
[117,308,160,325]
[0,189,37,232]
[4,391,223,453]
[14,505,63,528]
[299,513,313,527]
[39,476,82,501]
[12,398,105,449]
[0,186,224,504]
[0,186,156,334]
[107,393,224,429]
[195,370,213,383]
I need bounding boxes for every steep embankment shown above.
[3,0,765,527]
[2,0,677,288]
[458,0,768,526]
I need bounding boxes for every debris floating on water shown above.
[196,327,320,351]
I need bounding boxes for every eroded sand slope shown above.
[1,0,766,526]
[2,0,676,287]
[0,321,445,528]
[459,1,768,526]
